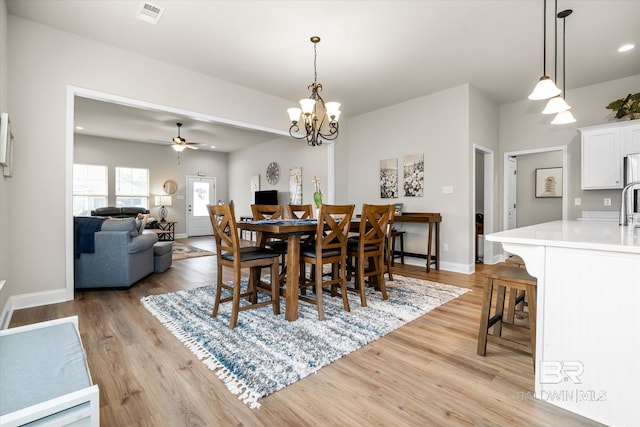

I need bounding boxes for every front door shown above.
[186,176,215,236]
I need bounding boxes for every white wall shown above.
[228,136,329,218]
[499,74,640,227]
[345,84,473,272]
[4,16,294,311]
[75,135,229,236]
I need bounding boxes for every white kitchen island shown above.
[487,220,640,427]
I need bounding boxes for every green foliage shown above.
[606,93,640,120]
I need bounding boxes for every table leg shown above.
[285,234,301,321]
[426,222,433,272]
[435,222,440,270]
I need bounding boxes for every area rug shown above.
[141,275,468,408]
[172,242,215,260]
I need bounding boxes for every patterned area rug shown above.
[172,242,215,260]
[141,275,468,408]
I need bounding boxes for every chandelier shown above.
[287,36,341,147]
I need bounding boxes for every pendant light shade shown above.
[551,110,576,124]
[530,77,562,100]
[528,0,561,100]
[542,95,571,114]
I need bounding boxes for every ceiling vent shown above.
[136,2,165,25]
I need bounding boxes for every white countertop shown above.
[486,220,640,254]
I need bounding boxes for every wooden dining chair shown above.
[347,204,393,307]
[299,204,355,320]
[207,204,280,329]
[287,204,314,219]
[384,206,396,281]
[251,204,287,285]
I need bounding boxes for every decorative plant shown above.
[312,175,323,208]
[605,93,640,120]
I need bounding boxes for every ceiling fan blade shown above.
[184,144,199,150]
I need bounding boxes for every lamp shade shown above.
[172,144,186,152]
[324,102,341,120]
[551,110,576,124]
[528,76,562,100]
[155,195,172,206]
[542,95,571,114]
[299,99,316,115]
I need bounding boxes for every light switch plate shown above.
[604,198,611,206]
[574,198,581,206]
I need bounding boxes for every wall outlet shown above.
[574,198,581,206]
[604,198,611,206]
[443,243,449,252]
[442,186,453,194]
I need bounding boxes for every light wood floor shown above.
[10,237,603,426]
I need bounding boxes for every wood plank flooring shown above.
[9,237,603,426]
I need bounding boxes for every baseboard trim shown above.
[399,256,472,274]
[0,289,69,329]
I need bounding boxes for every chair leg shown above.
[230,269,242,329]
[375,254,388,300]
[315,261,325,320]
[526,284,537,370]
[385,241,394,281]
[340,260,350,312]
[492,285,506,338]
[271,258,280,315]
[357,256,367,307]
[212,264,223,317]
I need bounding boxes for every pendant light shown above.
[542,0,570,114]
[528,0,561,100]
[551,9,576,124]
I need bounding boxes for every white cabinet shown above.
[624,123,640,155]
[580,126,623,189]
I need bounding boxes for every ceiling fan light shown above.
[551,110,576,125]
[528,76,562,100]
[542,95,571,114]
[172,144,186,152]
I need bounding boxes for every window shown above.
[115,167,149,208]
[73,164,108,216]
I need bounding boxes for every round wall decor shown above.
[266,162,280,185]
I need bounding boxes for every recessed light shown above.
[618,44,635,52]
[210,145,216,149]
[75,126,84,130]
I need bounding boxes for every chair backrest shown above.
[288,204,313,219]
[314,204,355,255]
[357,204,393,252]
[251,204,284,220]
[207,204,240,260]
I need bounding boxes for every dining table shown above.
[237,218,318,321]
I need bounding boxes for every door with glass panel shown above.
[186,176,215,236]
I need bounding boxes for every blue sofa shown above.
[74,217,158,289]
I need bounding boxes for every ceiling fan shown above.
[169,122,200,152]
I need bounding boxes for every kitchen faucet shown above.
[620,181,640,226]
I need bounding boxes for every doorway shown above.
[186,176,215,236]
[474,145,494,266]
[503,146,568,231]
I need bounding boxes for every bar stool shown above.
[391,229,405,265]
[477,264,537,368]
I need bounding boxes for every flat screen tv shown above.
[254,190,278,205]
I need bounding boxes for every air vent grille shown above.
[136,1,165,25]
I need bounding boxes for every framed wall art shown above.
[380,158,398,198]
[403,153,424,197]
[535,167,562,198]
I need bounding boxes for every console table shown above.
[394,213,441,272]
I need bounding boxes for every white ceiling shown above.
[7,0,640,152]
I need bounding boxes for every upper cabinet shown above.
[580,121,640,190]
